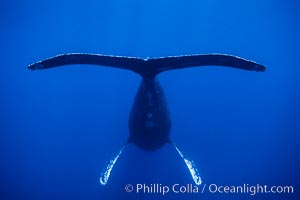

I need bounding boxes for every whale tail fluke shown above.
[28,53,265,78]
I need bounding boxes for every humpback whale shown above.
[28,53,265,185]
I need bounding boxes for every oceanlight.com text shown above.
[208,183,294,196]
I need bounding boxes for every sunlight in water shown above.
[99,146,125,185]
[174,144,202,185]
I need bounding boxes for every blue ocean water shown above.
[0,0,299,199]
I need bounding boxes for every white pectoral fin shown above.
[171,142,202,185]
[99,145,125,185]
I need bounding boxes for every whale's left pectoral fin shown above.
[100,145,126,185]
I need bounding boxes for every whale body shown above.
[29,53,265,184]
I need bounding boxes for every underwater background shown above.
[0,0,299,199]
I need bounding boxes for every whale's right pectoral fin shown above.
[169,140,202,185]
